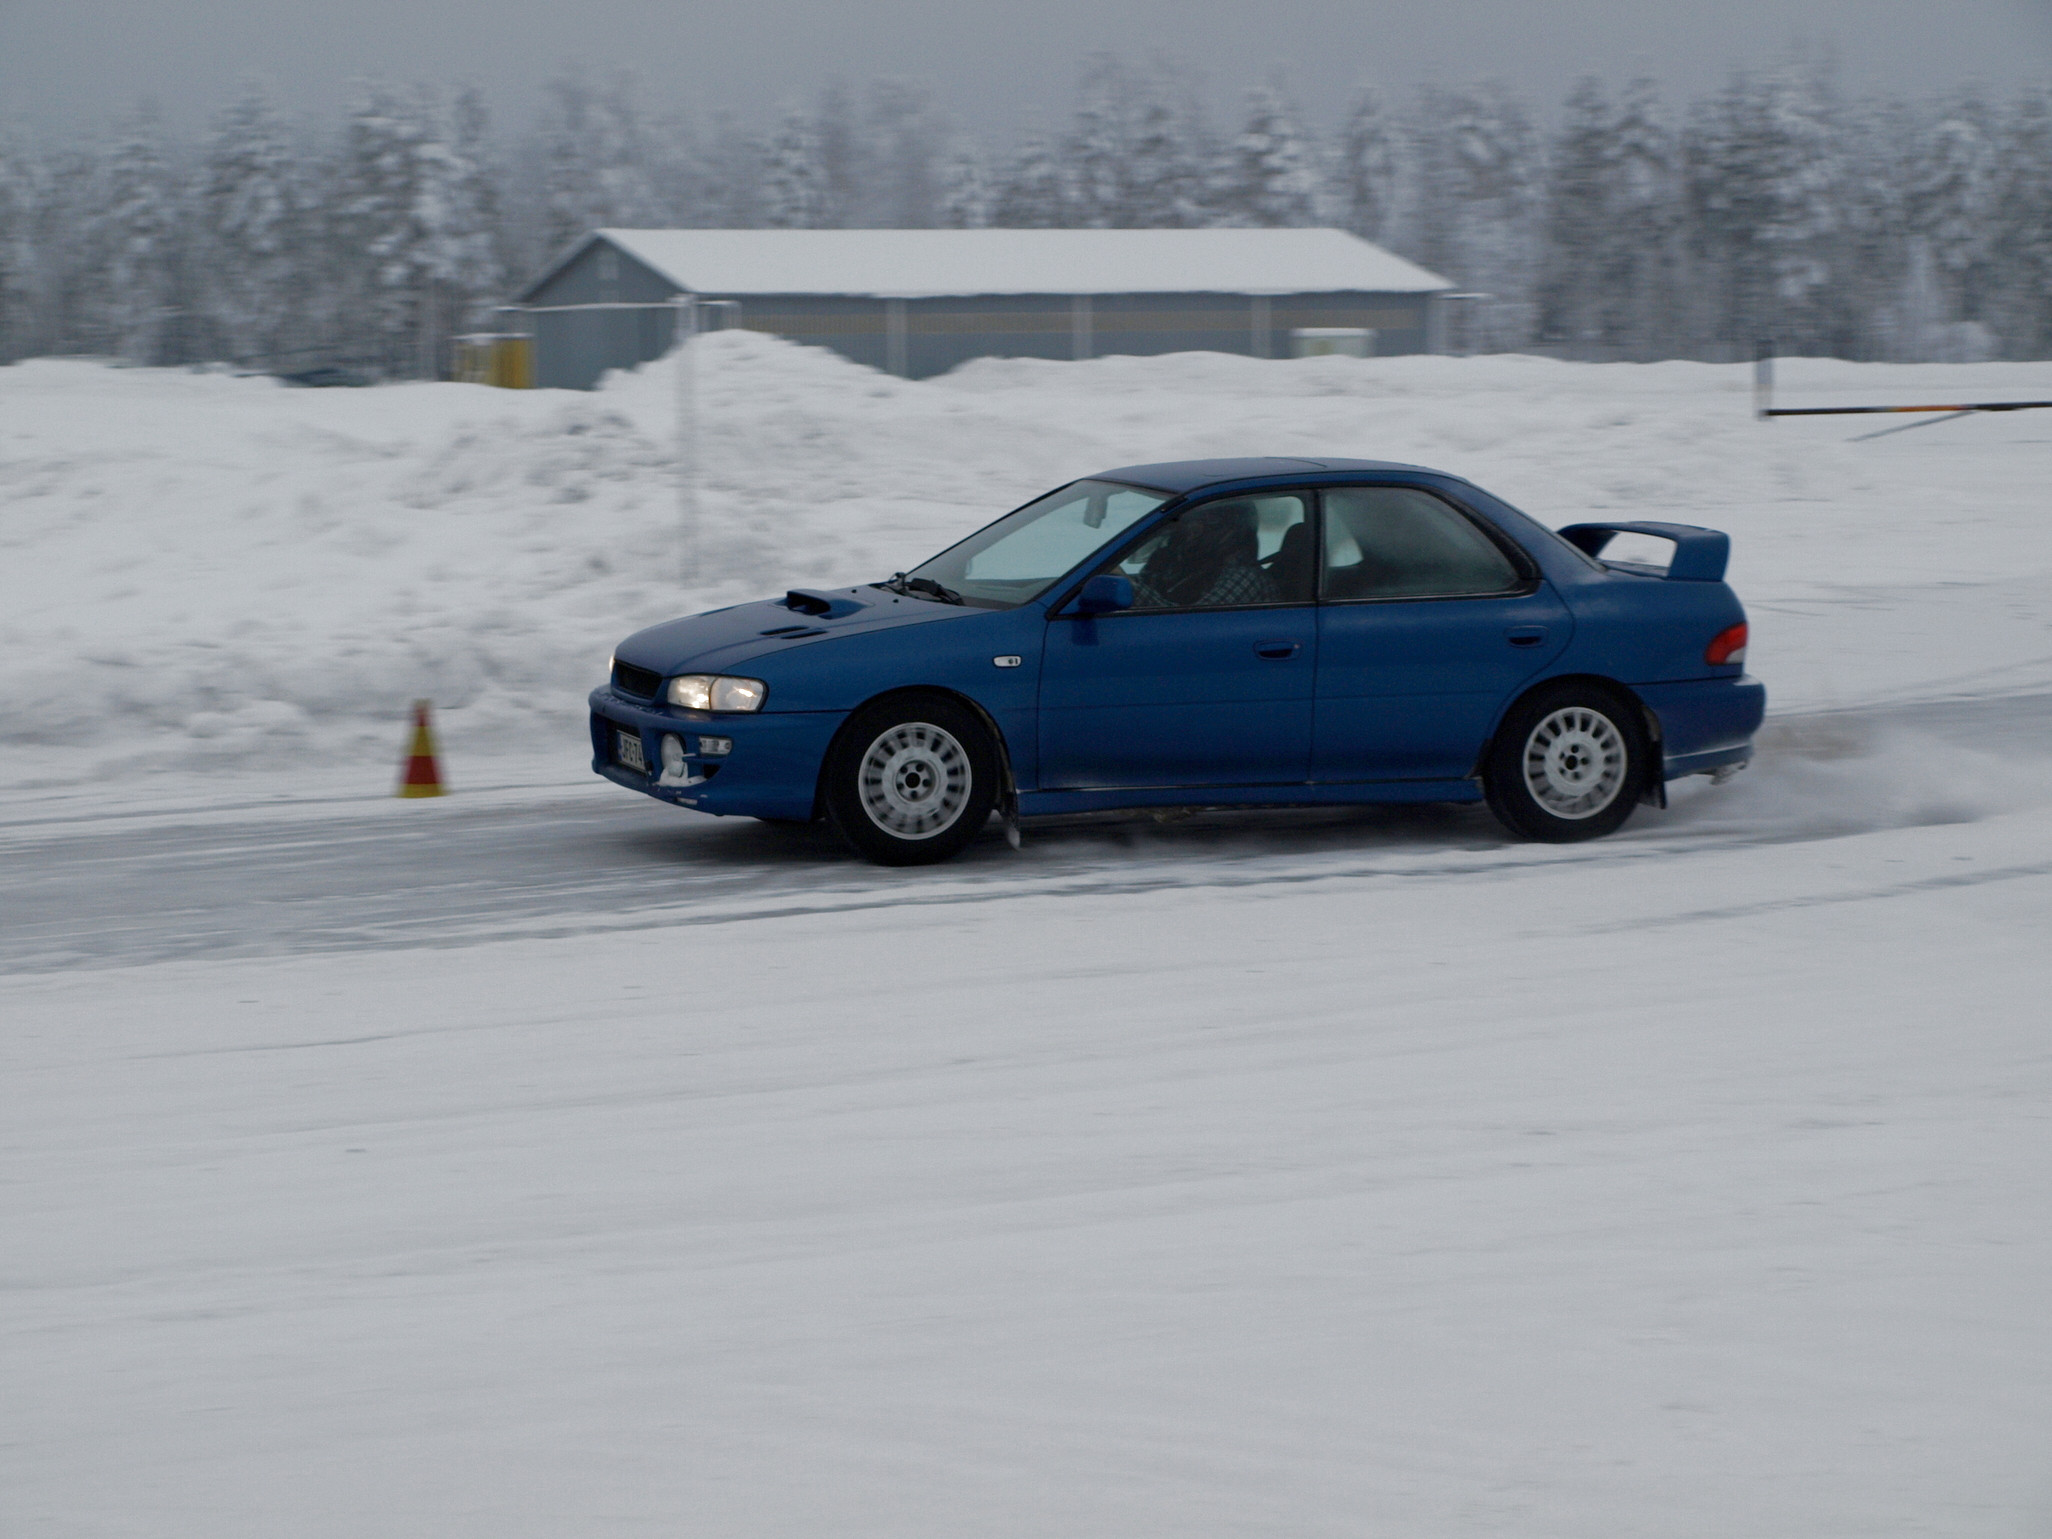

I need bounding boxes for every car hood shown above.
[613,587,979,676]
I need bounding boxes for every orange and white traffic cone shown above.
[396,699,446,798]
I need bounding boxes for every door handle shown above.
[1505,626,1548,648]
[1254,641,1302,659]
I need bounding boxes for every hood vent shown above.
[782,587,868,619]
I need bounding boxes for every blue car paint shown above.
[589,457,1766,823]
[1039,604,1319,789]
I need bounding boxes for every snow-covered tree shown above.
[333,84,425,368]
[865,80,941,228]
[1684,68,1848,353]
[538,70,658,252]
[637,110,700,231]
[4,65,2052,370]
[329,84,495,375]
[93,110,183,363]
[695,110,763,227]
[1216,85,1320,227]
[1417,82,1541,349]
[1604,78,1679,357]
[1067,54,1131,227]
[992,136,1069,228]
[1537,78,1612,346]
[199,81,298,367]
[1834,96,1915,359]
[445,85,506,316]
[1758,71,1847,345]
[1124,77,1214,228]
[1538,77,1678,357]
[0,131,40,361]
[936,139,992,228]
[1908,90,1999,334]
[762,108,828,228]
[1334,86,1399,244]
[1992,90,2052,357]
[814,80,865,228]
[1125,88,1209,228]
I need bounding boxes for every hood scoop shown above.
[783,588,869,620]
[760,624,828,639]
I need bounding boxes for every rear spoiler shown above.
[1556,521,1730,583]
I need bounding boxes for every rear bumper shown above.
[1637,675,1766,781]
[588,687,841,820]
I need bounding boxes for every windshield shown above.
[900,480,1172,609]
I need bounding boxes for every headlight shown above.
[666,674,767,712]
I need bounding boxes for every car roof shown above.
[1094,457,1449,494]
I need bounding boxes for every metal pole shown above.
[1763,400,2052,417]
[1753,339,1775,420]
[885,299,908,377]
[675,295,697,587]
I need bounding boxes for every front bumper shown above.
[588,687,842,820]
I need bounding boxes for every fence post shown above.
[885,298,908,377]
[675,296,698,585]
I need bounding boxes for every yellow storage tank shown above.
[453,334,534,388]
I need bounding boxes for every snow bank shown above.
[3,339,2049,794]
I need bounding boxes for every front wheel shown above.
[1484,685,1648,842]
[823,695,1000,865]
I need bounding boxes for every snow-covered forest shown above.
[1,55,2047,376]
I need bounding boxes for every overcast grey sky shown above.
[3,0,2048,138]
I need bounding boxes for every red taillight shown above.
[1705,622,1748,666]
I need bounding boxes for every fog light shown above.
[698,735,733,757]
[660,734,688,776]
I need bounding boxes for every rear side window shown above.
[1320,487,1522,601]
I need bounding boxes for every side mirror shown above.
[1075,574,1134,614]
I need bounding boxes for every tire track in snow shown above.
[6,692,2050,974]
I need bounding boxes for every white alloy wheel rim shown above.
[858,721,973,839]
[1522,706,1628,820]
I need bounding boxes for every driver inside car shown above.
[1131,500,1278,609]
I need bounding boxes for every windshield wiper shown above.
[877,572,964,605]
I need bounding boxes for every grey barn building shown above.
[512,228,1452,389]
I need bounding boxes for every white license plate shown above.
[616,729,648,773]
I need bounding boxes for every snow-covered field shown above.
[4,338,2052,800]
[5,344,2052,1537]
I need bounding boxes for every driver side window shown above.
[1101,494,1313,610]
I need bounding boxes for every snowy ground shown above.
[5,346,2052,1536]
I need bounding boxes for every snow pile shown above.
[2,338,2049,796]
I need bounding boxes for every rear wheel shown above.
[1485,684,1647,842]
[824,695,999,865]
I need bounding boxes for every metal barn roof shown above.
[561,228,1450,299]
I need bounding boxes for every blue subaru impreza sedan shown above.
[591,457,1764,864]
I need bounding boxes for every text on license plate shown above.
[616,729,648,773]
